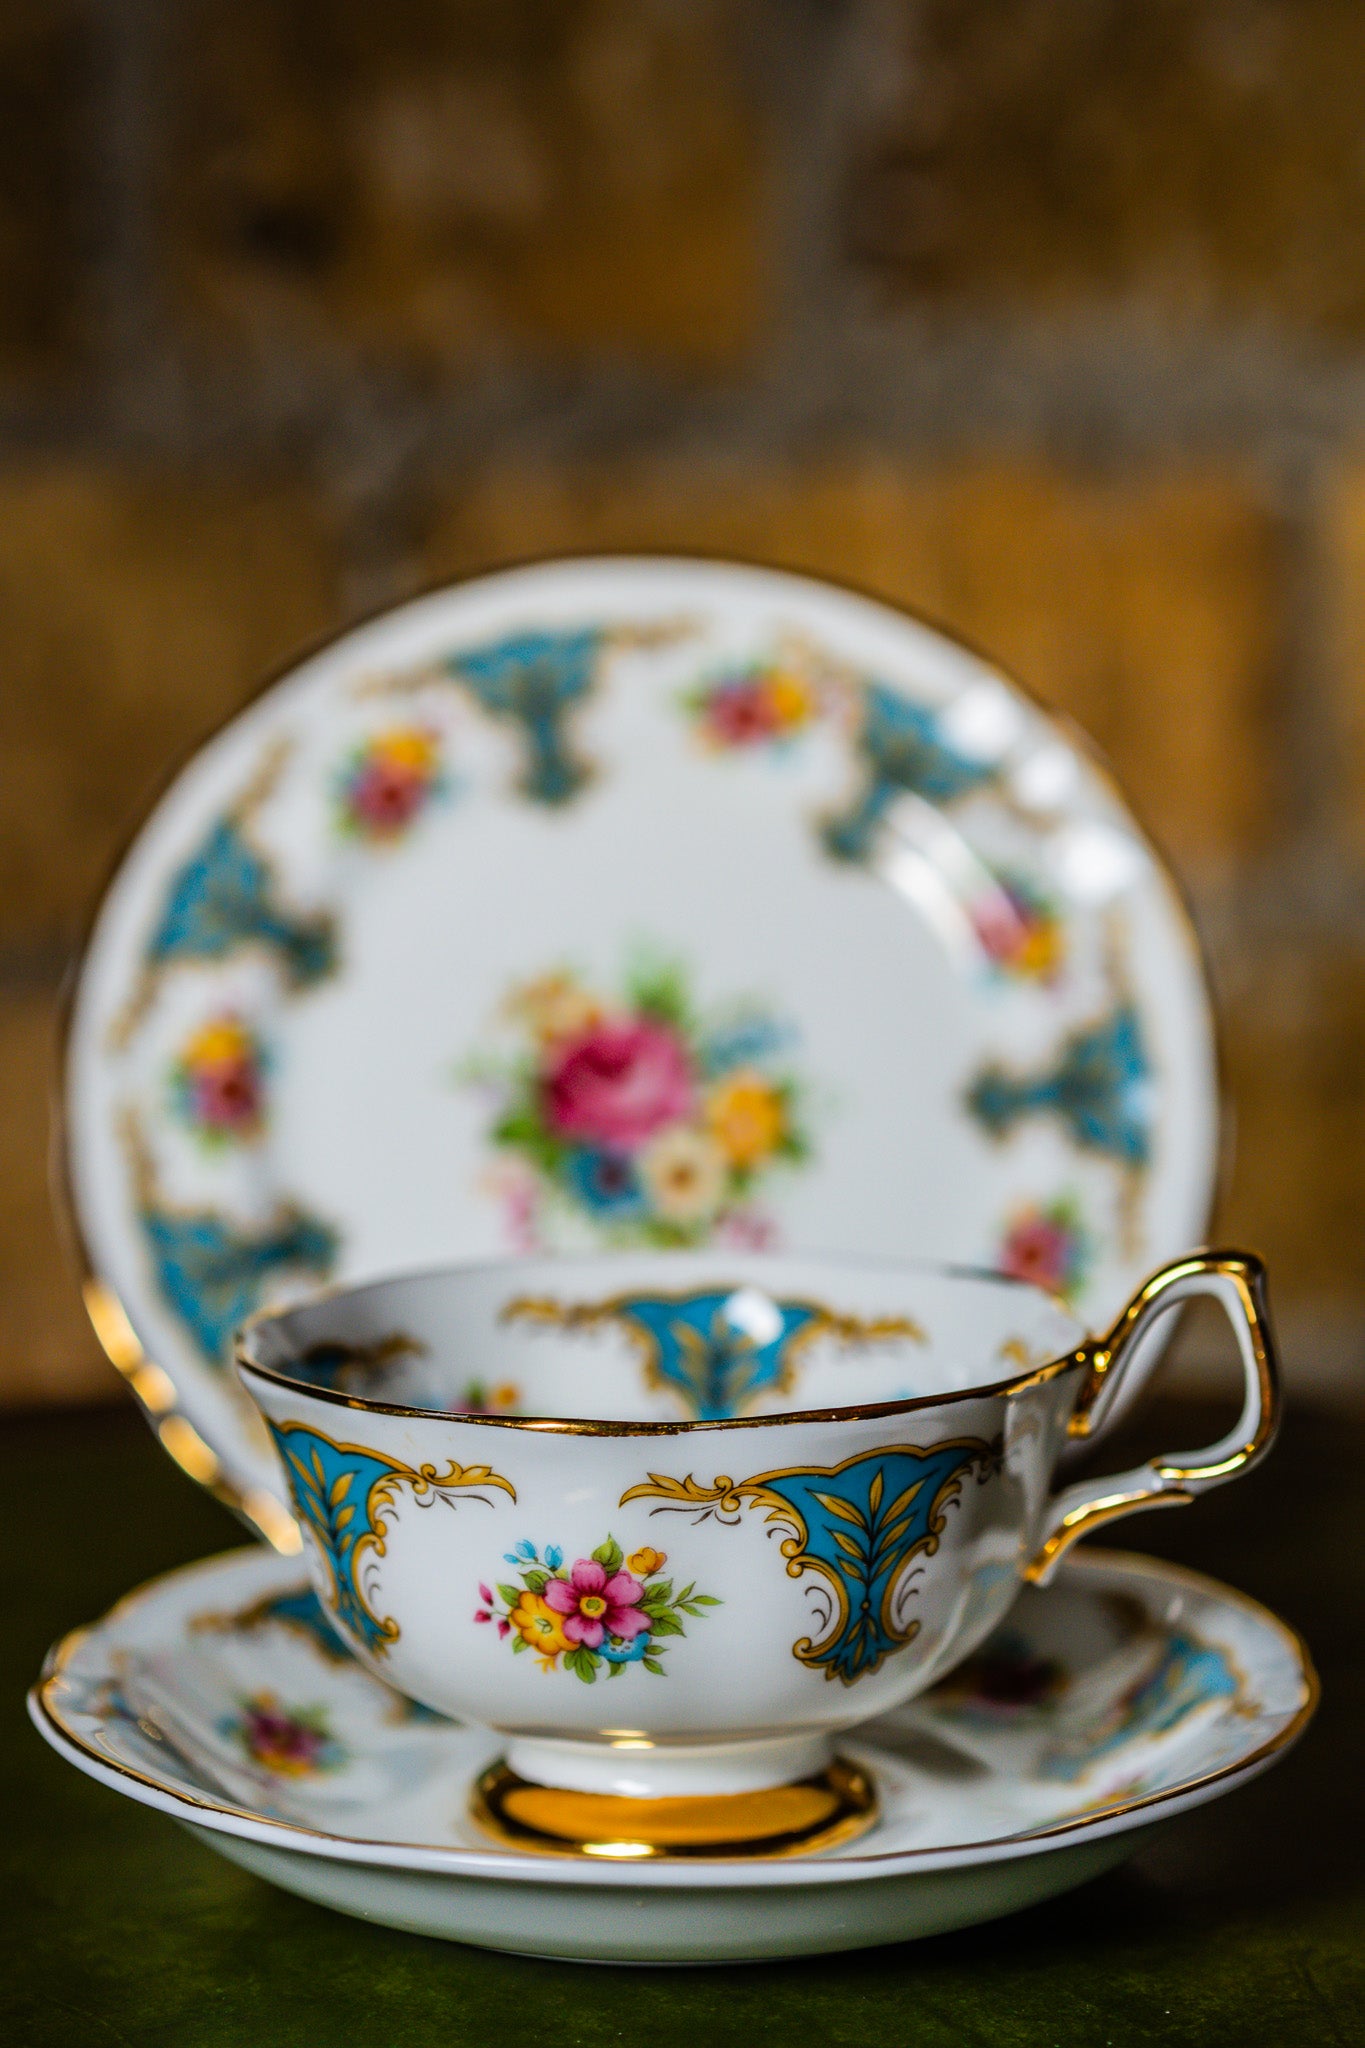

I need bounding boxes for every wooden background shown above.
[5,0,1365,1405]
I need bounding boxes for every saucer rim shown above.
[29,1545,1316,1892]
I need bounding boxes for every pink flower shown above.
[704,679,780,746]
[543,1558,650,1649]
[241,1702,325,1770]
[343,729,440,838]
[543,1018,693,1151]
[194,1058,261,1131]
[353,758,424,832]
[1000,1215,1073,1296]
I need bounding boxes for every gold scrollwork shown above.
[621,1438,997,1684]
[269,1420,515,1656]
[503,1286,925,1421]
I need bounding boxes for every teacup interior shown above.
[244,1253,1083,1424]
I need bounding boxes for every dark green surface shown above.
[4,1398,1362,2047]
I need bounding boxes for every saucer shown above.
[29,1545,1313,1963]
[63,558,1217,1540]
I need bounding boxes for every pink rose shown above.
[351,758,425,833]
[194,1055,261,1132]
[543,1558,650,1649]
[543,1018,693,1151]
[1001,1217,1070,1295]
[705,679,779,747]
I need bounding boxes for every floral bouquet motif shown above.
[475,1537,720,1682]
[223,1690,346,1776]
[968,872,1065,984]
[334,725,446,841]
[681,656,825,751]
[997,1195,1091,1304]
[170,1012,267,1146]
[465,953,812,1248]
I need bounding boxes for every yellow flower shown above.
[506,972,603,1044]
[640,1125,728,1223]
[704,1071,787,1169]
[374,726,439,776]
[1013,919,1064,983]
[627,1547,666,1577]
[763,669,816,731]
[184,1015,253,1068]
[510,1590,570,1664]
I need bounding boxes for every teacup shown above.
[237,1247,1278,1859]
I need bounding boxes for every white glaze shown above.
[64,558,1217,1536]
[30,1544,1314,1962]
[235,1249,1276,1800]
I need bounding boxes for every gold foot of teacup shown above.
[471,1756,877,1860]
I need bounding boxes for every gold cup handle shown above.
[1023,1250,1280,1585]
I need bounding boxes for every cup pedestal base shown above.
[470,1755,878,1860]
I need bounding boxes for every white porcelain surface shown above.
[63,558,1218,1536]
[234,1250,1276,1799]
[30,1545,1314,1962]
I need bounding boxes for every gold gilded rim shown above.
[32,1546,1317,1874]
[56,550,1222,1530]
[469,1756,877,1861]
[233,1258,1093,1437]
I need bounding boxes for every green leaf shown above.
[492,1101,568,1177]
[510,1633,528,1653]
[641,1581,674,1609]
[686,1593,722,1605]
[625,955,691,1030]
[522,1569,549,1594]
[591,1537,624,1571]
[649,1612,684,1637]
[496,1583,522,1607]
[565,1647,598,1684]
[643,1657,665,1675]
[607,1659,626,1678]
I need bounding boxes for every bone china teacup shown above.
[236,1247,1278,1859]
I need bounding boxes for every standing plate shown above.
[64,559,1217,1541]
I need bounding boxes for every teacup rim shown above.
[235,1250,1093,1436]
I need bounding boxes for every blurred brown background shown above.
[3,0,1364,1407]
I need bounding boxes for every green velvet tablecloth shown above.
[5,1397,1363,2047]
